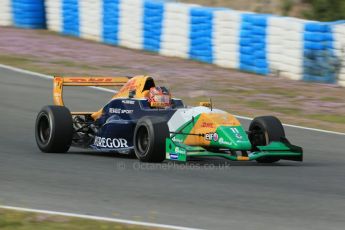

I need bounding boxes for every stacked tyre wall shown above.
[0,0,345,86]
[0,0,45,28]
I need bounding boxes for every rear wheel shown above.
[249,116,285,163]
[35,105,73,153]
[134,117,169,162]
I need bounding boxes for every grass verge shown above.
[0,208,161,230]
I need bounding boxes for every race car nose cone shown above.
[213,126,252,150]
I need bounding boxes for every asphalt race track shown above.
[0,66,344,230]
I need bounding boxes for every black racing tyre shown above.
[35,105,73,153]
[249,116,285,163]
[133,116,169,162]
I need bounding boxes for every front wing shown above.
[165,138,303,162]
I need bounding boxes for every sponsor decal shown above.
[94,136,128,148]
[121,109,133,114]
[205,133,219,142]
[109,108,133,114]
[172,136,183,143]
[109,108,121,114]
[236,134,242,139]
[150,101,168,108]
[219,137,232,146]
[231,127,242,139]
[122,100,135,105]
[174,146,186,155]
[169,153,179,160]
[67,78,114,83]
[201,122,214,128]
[213,133,219,141]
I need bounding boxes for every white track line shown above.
[0,63,344,136]
[0,205,203,230]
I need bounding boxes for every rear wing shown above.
[53,76,130,107]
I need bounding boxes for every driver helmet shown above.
[148,86,171,108]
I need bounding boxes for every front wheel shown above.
[35,105,73,153]
[249,116,285,163]
[133,117,169,162]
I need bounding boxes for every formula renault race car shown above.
[35,76,303,163]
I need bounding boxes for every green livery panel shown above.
[165,113,303,162]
